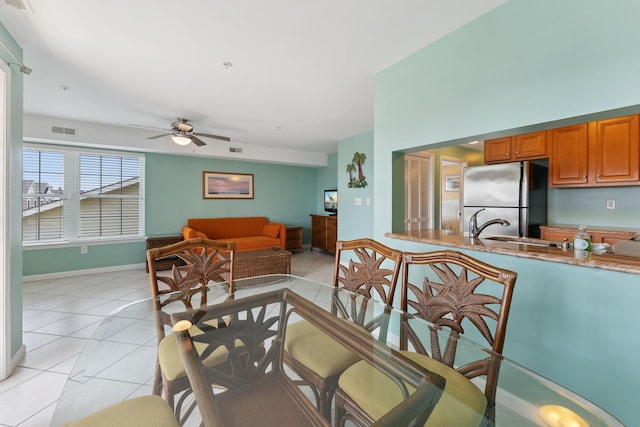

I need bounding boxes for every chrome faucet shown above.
[469,208,510,238]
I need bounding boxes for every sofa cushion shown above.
[193,230,208,239]
[181,226,197,240]
[188,217,268,239]
[231,236,281,252]
[261,224,280,239]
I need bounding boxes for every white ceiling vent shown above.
[52,126,76,135]
[229,147,243,153]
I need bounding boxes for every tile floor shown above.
[0,249,335,427]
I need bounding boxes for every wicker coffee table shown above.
[234,248,292,280]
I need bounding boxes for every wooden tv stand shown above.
[310,214,337,253]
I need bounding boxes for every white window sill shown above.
[23,236,146,251]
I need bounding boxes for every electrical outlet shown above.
[606,200,615,210]
[81,245,88,254]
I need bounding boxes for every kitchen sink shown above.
[483,236,557,247]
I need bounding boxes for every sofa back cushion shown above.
[182,226,208,240]
[261,223,281,239]
[188,217,269,239]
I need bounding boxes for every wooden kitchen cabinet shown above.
[593,114,640,185]
[540,225,637,245]
[549,123,589,186]
[310,215,337,253]
[550,114,640,187]
[484,131,547,164]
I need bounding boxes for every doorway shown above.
[440,156,466,231]
[404,153,434,232]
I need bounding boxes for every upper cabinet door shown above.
[514,131,547,160]
[484,137,512,163]
[549,124,589,187]
[595,114,640,184]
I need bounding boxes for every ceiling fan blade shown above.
[194,132,231,142]
[191,135,207,146]
[128,123,173,132]
[146,133,172,140]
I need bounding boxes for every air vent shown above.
[229,147,243,153]
[52,126,76,135]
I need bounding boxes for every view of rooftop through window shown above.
[22,146,144,243]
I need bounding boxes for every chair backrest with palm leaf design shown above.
[146,237,235,400]
[399,249,517,417]
[332,238,403,342]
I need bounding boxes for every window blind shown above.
[22,145,145,244]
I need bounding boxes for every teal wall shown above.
[1,24,25,364]
[372,0,640,424]
[23,153,327,275]
[338,131,374,240]
[315,152,338,215]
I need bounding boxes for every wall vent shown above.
[229,147,243,153]
[52,126,76,135]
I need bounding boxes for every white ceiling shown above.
[1,0,505,156]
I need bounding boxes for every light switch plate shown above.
[606,200,615,209]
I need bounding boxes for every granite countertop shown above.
[385,229,640,275]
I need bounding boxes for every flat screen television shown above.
[324,189,338,215]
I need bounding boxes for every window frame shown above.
[22,143,145,249]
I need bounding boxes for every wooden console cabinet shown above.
[310,215,337,253]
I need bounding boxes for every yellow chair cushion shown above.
[159,322,238,381]
[62,395,179,427]
[338,351,487,426]
[284,319,369,378]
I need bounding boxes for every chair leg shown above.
[334,388,347,427]
[153,361,163,396]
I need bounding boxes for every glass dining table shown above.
[51,274,623,427]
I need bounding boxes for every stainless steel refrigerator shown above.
[462,161,547,238]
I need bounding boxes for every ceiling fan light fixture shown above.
[171,134,191,145]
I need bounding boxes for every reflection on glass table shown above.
[51,275,623,427]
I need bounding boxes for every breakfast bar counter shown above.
[385,229,640,275]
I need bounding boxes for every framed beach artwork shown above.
[203,171,254,199]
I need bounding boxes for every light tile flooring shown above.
[0,249,335,427]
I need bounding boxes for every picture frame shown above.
[444,175,460,192]
[203,171,254,199]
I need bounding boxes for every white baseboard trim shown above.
[3,344,27,380]
[23,263,146,282]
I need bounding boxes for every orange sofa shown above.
[181,217,286,252]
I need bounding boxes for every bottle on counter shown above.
[573,225,592,251]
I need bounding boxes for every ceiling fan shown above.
[131,118,230,146]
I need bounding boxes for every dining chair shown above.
[172,287,446,427]
[61,395,179,427]
[283,238,403,419]
[334,249,517,427]
[146,237,235,423]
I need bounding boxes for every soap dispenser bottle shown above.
[573,225,592,251]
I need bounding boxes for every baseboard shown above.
[2,344,27,380]
[23,263,146,282]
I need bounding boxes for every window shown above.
[22,145,145,244]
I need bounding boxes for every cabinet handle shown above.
[597,174,601,178]
[582,175,587,179]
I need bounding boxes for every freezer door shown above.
[463,162,522,207]
[463,207,523,237]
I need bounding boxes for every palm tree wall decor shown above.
[346,152,367,188]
